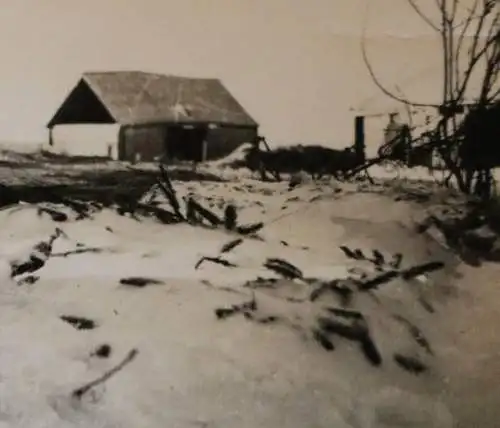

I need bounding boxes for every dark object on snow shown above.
[195,256,237,270]
[93,344,112,358]
[136,202,182,224]
[317,312,382,366]
[214,295,257,320]
[37,207,68,222]
[157,164,184,220]
[11,256,45,278]
[236,222,264,236]
[359,335,383,366]
[393,353,427,374]
[190,198,222,226]
[371,249,385,266]
[120,277,164,287]
[317,316,366,341]
[312,328,335,351]
[339,246,358,259]
[215,308,237,319]
[185,197,198,223]
[264,257,303,280]
[242,277,279,289]
[11,228,63,278]
[324,307,363,320]
[389,253,404,269]
[224,204,238,231]
[17,275,40,285]
[220,238,244,254]
[309,282,331,302]
[357,270,400,291]
[73,348,139,399]
[331,281,355,306]
[353,249,365,260]
[63,198,95,219]
[401,261,445,280]
[60,315,96,330]
[310,280,354,306]
[52,247,104,257]
[243,312,279,324]
[393,315,433,355]
[339,246,369,261]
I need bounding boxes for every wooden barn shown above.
[46,71,259,162]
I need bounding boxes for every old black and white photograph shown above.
[0,0,498,427]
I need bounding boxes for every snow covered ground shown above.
[0,151,497,427]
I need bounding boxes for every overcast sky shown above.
[0,0,475,147]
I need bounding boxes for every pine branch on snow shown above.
[220,238,244,254]
[263,258,303,280]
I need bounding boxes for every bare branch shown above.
[455,0,480,91]
[360,26,438,107]
[456,25,500,101]
[395,84,415,129]
[407,0,440,31]
[467,3,490,64]
[72,348,139,399]
[450,0,459,22]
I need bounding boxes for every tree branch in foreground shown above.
[72,348,139,399]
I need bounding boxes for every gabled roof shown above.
[48,71,258,127]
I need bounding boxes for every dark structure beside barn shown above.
[46,71,259,162]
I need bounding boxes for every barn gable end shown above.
[47,79,116,128]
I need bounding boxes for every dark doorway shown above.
[165,125,208,162]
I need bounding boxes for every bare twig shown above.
[72,348,139,399]
[407,0,440,31]
[195,256,237,270]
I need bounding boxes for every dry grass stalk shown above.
[214,295,257,320]
[72,348,139,399]
[195,256,237,270]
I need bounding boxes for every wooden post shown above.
[48,127,54,147]
[354,116,365,163]
[201,139,208,162]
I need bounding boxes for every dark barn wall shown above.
[117,124,258,162]
[205,126,258,160]
[119,125,166,162]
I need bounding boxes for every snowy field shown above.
[0,148,497,427]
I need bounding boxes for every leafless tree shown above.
[361,0,500,197]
